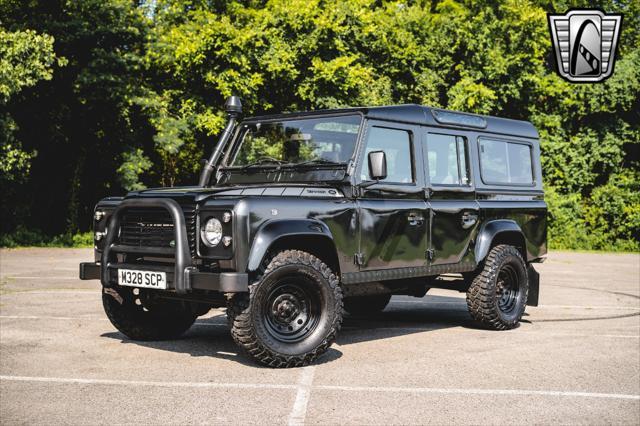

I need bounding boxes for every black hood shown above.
[125,183,345,203]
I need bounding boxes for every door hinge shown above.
[354,253,365,266]
[426,249,435,261]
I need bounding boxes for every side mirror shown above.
[368,150,387,181]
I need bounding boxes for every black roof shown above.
[245,104,538,139]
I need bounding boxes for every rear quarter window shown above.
[478,138,534,185]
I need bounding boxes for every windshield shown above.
[226,115,362,167]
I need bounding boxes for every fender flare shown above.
[246,219,336,273]
[474,219,526,263]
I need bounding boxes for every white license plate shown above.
[118,269,167,290]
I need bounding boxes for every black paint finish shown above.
[100,198,192,293]
[81,104,547,303]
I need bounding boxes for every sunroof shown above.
[431,109,487,129]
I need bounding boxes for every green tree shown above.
[0,0,150,234]
[0,29,62,101]
[1,0,638,250]
[0,28,65,229]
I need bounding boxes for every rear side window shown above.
[361,127,413,184]
[479,139,533,185]
[425,134,470,186]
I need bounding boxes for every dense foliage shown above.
[1,0,638,250]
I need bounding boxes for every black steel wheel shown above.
[343,294,391,316]
[102,286,198,341]
[228,250,343,368]
[263,279,322,343]
[496,264,520,314]
[466,244,529,330]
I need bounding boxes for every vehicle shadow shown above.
[100,294,479,366]
[101,316,344,367]
[339,294,481,345]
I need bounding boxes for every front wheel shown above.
[227,250,343,368]
[466,244,529,330]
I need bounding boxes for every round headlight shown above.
[201,218,223,247]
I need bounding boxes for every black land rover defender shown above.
[80,96,546,367]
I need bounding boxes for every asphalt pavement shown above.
[0,248,638,425]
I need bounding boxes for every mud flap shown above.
[527,265,539,306]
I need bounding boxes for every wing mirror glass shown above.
[368,150,387,181]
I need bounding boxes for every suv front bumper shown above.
[79,262,248,293]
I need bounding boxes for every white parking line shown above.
[341,326,639,339]
[391,300,640,310]
[1,290,95,295]
[288,366,316,426]
[3,276,77,280]
[314,385,640,400]
[0,315,106,321]
[0,375,295,390]
[535,304,640,310]
[2,315,638,337]
[0,315,227,327]
[1,375,637,401]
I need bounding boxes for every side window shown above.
[479,138,533,185]
[361,127,413,183]
[426,133,470,186]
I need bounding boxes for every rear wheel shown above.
[102,286,197,341]
[343,294,391,316]
[466,244,529,330]
[227,250,343,368]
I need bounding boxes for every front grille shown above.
[118,205,196,255]
[183,205,197,255]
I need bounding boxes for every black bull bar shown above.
[79,198,247,294]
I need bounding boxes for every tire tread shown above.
[227,250,343,368]
[466,244,529,330]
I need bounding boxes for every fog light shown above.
[222,236,232,247]
[95,231,106,241]
[222,212,232,223]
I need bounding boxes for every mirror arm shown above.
[358,179,379,189]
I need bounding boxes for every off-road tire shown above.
[343,294,391,316]
[466,244,529,330]
[103,286,198,341]
[227,250,343,368]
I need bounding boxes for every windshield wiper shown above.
[235,157,343,172]
[241,157,286,170]
[293,158,342,167]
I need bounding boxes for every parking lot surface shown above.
[1,248,639,425]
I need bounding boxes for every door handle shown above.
[407,213,425,226]
[461,212,478,229]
